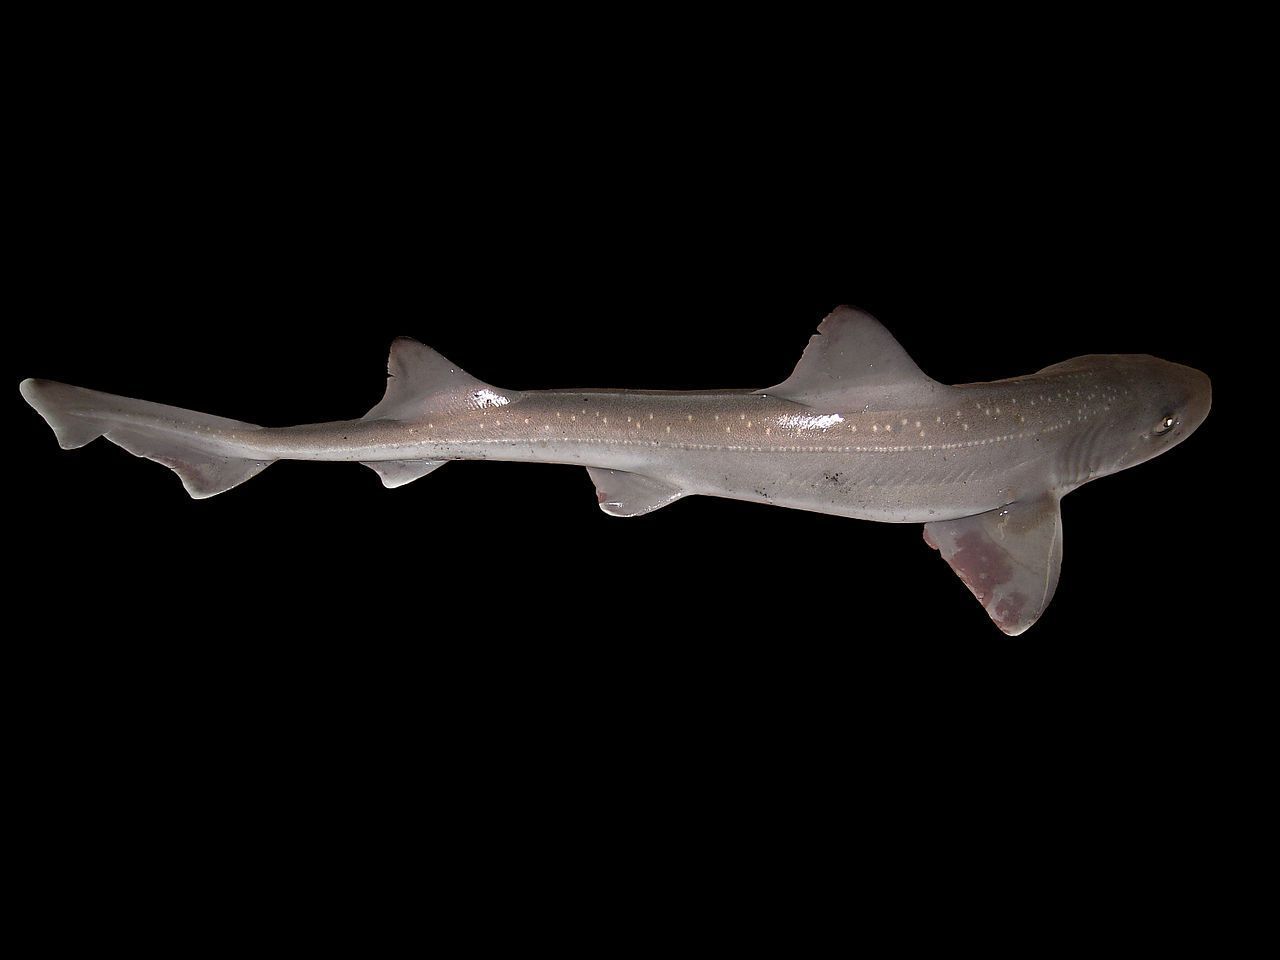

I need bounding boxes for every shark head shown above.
[1113,354,1212,471]
[1044,353,1212,484]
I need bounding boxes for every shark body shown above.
[20,307,1211,634]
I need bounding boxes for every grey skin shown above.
[20,307,1211,634]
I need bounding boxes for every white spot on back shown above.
[778,412,845,431]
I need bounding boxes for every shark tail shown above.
[20,378,275,499]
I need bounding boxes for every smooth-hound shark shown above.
[20,308,1211,634]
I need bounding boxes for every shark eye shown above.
[1154,414,1177,436]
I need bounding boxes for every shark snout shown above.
[1177,363,1212,434]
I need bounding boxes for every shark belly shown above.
[643,446,1039,523]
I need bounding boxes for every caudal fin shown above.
[20,378,274,498]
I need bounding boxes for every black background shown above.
[16,288,1225,647]
[13,148,1229,649]
[15,288,1223,647]
[7,11,1257,923]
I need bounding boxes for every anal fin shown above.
[923,494,1063,636]
[361,459,447,489]
[586,468,685,517]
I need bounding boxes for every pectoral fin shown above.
[923,494,1063,636]
[586,468,685,517]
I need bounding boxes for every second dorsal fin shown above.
[759,306,944,410]
[364,337,521,422]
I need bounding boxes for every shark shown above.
[20,307,1211,634]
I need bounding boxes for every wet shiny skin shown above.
[21,308,1212,634]
[231,354,1209,525]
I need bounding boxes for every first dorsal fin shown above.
[364,337,521,421]
[760,306,944,410]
